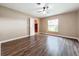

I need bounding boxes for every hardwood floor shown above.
[1,34,79,56]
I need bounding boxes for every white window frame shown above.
[48,18,58,32]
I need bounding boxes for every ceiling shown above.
[0,3,79,18]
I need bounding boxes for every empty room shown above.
[0,3,79,56]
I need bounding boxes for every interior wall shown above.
[30,17,35,36]
[39,12,78,37]
[0,6,30,41]
[39,18,48,33]
[77,10,79,38]
[58,12,77,37]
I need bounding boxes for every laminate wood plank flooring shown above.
[1,34,79,56]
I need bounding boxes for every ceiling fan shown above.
[36,3,50,14]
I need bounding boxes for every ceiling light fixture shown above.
[36,3,49,14]
[36,3,41,5]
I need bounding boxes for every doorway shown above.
[34,20,38,33]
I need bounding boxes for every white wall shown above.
[0,18,28,41]
[0,6,30,42]
[30,17,35,36]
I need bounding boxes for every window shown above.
[48,19,58,32]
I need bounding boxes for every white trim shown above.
[0,33,79,43]
[0,35,30,43]
[39,32,79,41]
[0,43,1,56]
[0,34,37,43]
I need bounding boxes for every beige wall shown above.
[39,18,48,33]
[39,12,78,37]
[0,6,31,41]
[77,10,79,37]
[58,12,77,37]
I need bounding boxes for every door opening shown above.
[34,20,38,33]
[35,24,38,32]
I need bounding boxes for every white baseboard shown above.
[0,33,79,43]
[0,34,37,43]
[0,35,30,43]
[0,43,1,56]
[39,32,79,41]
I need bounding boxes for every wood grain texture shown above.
[1,34,79,56]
